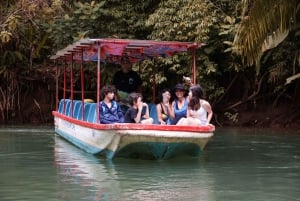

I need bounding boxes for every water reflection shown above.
[54,136,120,200]
[54,136,215,201]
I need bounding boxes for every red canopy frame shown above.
[51,38,203,122]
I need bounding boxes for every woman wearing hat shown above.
[169,83,189,125]
[177,84,213,126]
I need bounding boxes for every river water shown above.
[0,126,299,201]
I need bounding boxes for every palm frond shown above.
[233,0,300,66]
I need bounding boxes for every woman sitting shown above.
[156,89,172,125]
[169,83,189,125]
[177,85,213,126]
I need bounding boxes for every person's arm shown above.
[165,103,172,117]
[202,100,213,124]
[133,109,142,123]
[116,104,125,123]
[142,103,150,119]
[183,76,194,86]
[101,118,114,124]
[186,107,191,118]
[99,102,106,124]
[156,104,165,124]
[162,92,172,119]
[133,99,143,123]
[168,101,175,119]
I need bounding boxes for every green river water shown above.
[0,126,299,201]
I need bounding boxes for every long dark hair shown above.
[188,85,204,110]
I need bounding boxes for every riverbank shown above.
[0,67,299,129]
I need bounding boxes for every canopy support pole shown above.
[96,44,101,123]
[192,48,196,85]
[80,48,85,120]
[55,60,59,111]
[63,59,67,114]
[70,52,74,118]
[152,59,156,103]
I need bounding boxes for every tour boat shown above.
[51,38,214,159]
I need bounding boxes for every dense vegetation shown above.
[0,0,299,128]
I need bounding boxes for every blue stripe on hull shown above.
[55,128,116,159]
[116,142,201,159]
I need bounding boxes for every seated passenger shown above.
[124,93,153,124]
[169,83,188,125]
[99,85,124,124]
[177,85,213,126]
[156,89,172,125]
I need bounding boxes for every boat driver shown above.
[112,56,142,102]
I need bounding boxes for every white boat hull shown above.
[54,111,214,159]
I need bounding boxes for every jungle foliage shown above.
[0,0,299,127]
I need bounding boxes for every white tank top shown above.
[189,101,207,125]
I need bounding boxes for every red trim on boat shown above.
[53,111,215,133]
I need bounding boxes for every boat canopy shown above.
[50,38,203,64]
[51,38,204,112]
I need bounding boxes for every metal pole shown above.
[70,52,74,117]
[192,48,196,85]
[63,58,67,114]
[55,60,59,111]
[96,44,101,123]
[81,48,85,120]
[152,60,156,103]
